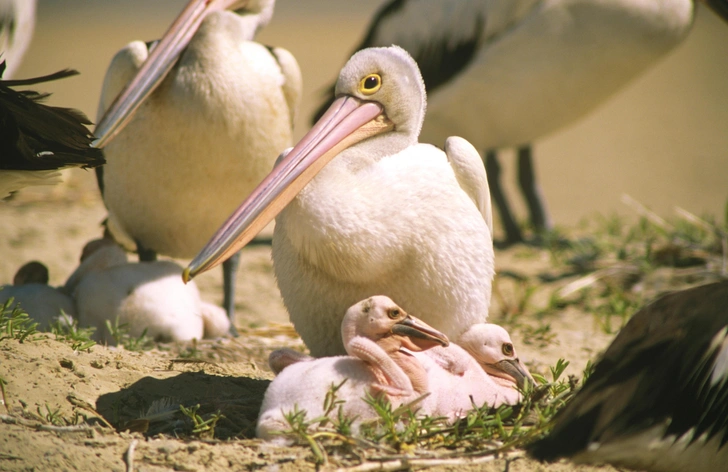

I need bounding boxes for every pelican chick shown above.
[256,295,449,441]
[412,323,533,421]
[268,321,533,421]
[185,46,494,357]
[527,280,728,471]
[66,239,230,344]
[0,260,75,330]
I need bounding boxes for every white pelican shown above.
[0,64,104,198]
[93,0,301,332]
[256,296,449,441]
[184,46,495,357]
[66,239,230,344]
[0,261,76,330]
[527,280,728,471]
[313,0,728,244]
[0,0,35,79]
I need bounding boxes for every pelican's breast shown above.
[275,143,477,283]
[102,11,293,257]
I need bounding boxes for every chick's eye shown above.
[502,343,514,356]
[359,73,382,95]
[388,308,400,319]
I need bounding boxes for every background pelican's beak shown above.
[93,0,246,149]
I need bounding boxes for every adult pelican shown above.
[185,46,495,357]
[0,63,104,198]
[314,0,728,244]
[93,0,301,333]
[527,280,728,471]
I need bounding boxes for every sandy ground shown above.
[0,175,627,471]
[1,1,727,470]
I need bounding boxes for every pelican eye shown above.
[502,343,514,356]
[388,308,400,319]
[359,73,382,95]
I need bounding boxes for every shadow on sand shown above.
[97,371,271,439]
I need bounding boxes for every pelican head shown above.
[343,296,449,354]
[183,46,426,281]
[458,324,534,390]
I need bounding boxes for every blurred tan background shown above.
[13,0,728,230]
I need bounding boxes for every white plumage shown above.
[316,0,728,243]
[0,0,35,78]
[256,296,448,441]
[185,46,495,357]
[0,261,75,330]
[95,0,301,324]
[66,239,229,344]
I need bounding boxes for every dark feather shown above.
[0,60,105,171]
[312,0,485,123]
[528,280,728,463]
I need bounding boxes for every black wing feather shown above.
[528,280,728,461]
[312,0,486,123]
[0,61,105,171]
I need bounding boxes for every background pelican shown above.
[65,239,230,344]
[0,260,75,330]
[185,46,495,357]
[94,0,301,333]
[0,0,35,79]
[313,0,728,244]
[527,280,728,471]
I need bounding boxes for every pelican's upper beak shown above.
[483,358,535,391]
[93,0,248,149]
[391,315,450,351]
[182,94,394,282]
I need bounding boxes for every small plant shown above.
[38,403,65,426]
[270,358,588,469]
[179,403,224,439]
[0,299,39,342]
[105,318,154,351]
[50,313,96,352]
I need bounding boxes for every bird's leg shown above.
[485,150,523,245]
[517,145,552,234]
[268,348,312,374]
[222,251,241,336]
[136,241,157,262]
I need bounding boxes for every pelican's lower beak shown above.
[183,95,393,283]
[392,315,450,351]
[484,359,535,391]
[93,0,247,148]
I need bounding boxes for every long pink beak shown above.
[93,0,247,148]
[183,95,394,282]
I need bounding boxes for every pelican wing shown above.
[444,136,492,234]
[528,280,728,464]
[267,46,302,128]
[0,62,104,174]
[96,41,152,121]
[312,0,487,123]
